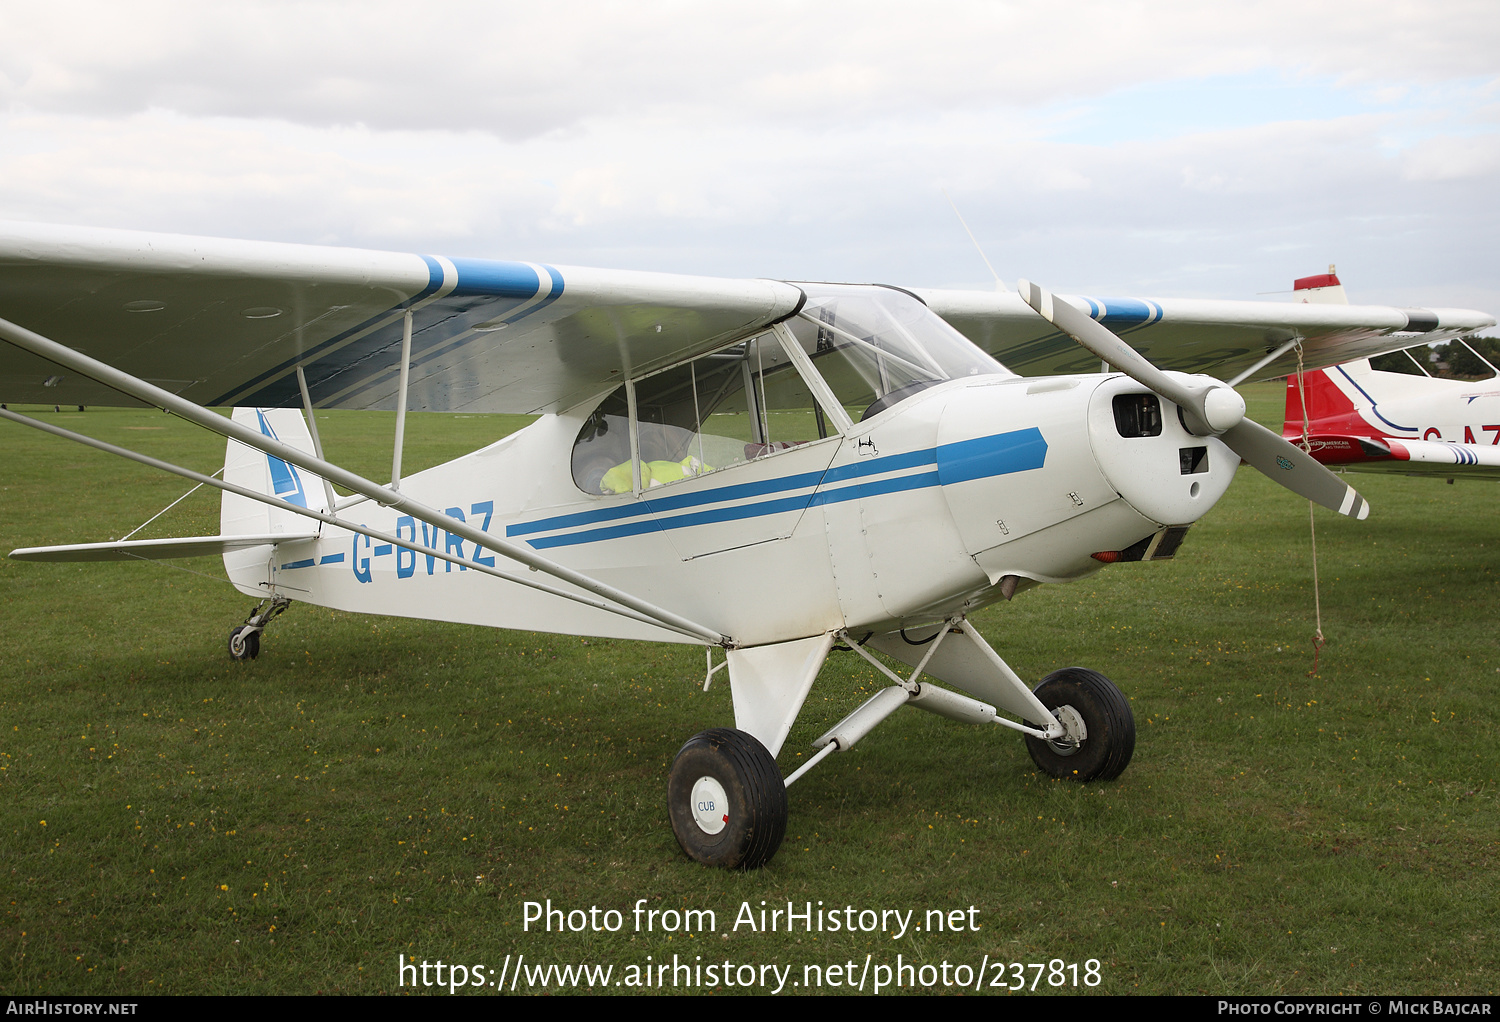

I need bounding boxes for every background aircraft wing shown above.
[1289,436,1500,480]
[0,222,802,413]
[918,288,1495,382]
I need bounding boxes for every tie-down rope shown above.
[1294,343,1325,676]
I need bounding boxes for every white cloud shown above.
[1400,133,1500,181]
[3,1,1496,130]
[0,0,1495,311]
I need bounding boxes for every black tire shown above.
[667,728,787,870]
[228,627,260,661]
[1024,667,1134,781]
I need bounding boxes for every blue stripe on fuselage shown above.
[936,428,1047,484]
[516,428,1046,550]
[507,445,939,538]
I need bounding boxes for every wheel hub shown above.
[690,776,729,835]
[1046,703,1088,756]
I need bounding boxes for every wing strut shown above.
[295,365,340,513]
[391,308,413,490]
[0,315,731,646]
[1225,337,1302,388]
[0,406,706,640]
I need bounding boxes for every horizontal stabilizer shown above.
[9,533,317,563]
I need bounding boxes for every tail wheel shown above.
[1024,667,1134,781]
[228,627,260,661]
[668,728,787,870]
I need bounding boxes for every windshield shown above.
[782,284,1012,421]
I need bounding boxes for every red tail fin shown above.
[1282,368,1364,439]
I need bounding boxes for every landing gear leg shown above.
[228,595,291,661]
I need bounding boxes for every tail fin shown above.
[1282,362,1370,439]
[1294,265,1349,305]
[221,408,330,584]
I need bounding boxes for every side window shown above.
[571,332,838,495]
[570,390,631,494]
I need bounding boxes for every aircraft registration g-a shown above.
[1276,269,1500,480]
[1282,356,1500,480]
[2,222,1493,869]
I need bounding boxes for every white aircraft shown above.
[1276,268,1500,479]
[2,222,1492,869]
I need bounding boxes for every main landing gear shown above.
[665,620,1136,870]
[227,595,291,661]
[1023,667,1135,781]
[667,729,788,870]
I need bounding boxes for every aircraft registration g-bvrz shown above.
[2,222,1493,869]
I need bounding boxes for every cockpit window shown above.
[571,331,834,494]
[782,284,1011,421]
[571,285,1010,495]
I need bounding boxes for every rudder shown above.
[221,407,330,591]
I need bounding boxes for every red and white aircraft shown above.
[1280,270,1500,479]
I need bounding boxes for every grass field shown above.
[1,384,1495,996]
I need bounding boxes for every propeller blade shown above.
[1221,418,1370,519]
[1017,278,1244,435]
[1017,278,1370,520]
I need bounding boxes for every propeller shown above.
[1017,279,1370,520]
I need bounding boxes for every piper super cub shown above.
[2,222,1492,868]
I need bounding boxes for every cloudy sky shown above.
[2,0,1497,314]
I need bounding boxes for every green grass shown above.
[1,385,1495,995]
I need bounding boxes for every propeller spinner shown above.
[1017,279,1370,520]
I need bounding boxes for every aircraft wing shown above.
[3,221,1490,414]
[917,288,1496,383]
[0,222,802,414]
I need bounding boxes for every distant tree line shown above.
[1369,335,1500,379]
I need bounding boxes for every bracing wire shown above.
[121,467,225,541]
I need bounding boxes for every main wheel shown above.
[1024,667,1134,781]
[228,627,260,661]
[667,728,787,869]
